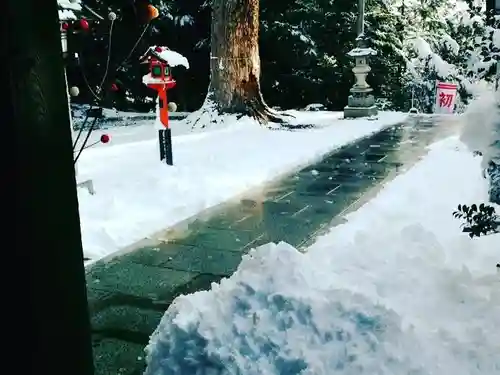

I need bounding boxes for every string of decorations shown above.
[61,1,160,164]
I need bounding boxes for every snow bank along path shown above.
[145,135,500,375]
[78,112,406,262]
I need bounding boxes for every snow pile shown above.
[79,112,405,262]
[180,99,244,130]
[146,244,433,375]
[460,88,500,167]
[145,136,500,375]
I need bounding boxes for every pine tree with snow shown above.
[363,0,407,110]
[445,2,500,100]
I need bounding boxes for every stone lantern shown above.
[344,0,378,118]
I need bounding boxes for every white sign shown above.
[434,81,458,114]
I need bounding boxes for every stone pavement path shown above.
[86,115,457,375]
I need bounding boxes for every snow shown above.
[431,55,454,78]
[441,33,460,54]
[410,36,455,78]
[72,104,153,120]
[78,111,406,262]
[57,0,81,20]
[176,15,195,27]
[412,37,433,58]
[151,46,190,69]
[57,0,81,11]
[142,74,177,86]
[464,14,484,27]
[460,89,500,166]
[145,134,500,375]
[304,103,326,111]
[347,47,377,58]
[493,29,500,50]
[59,10,79,20]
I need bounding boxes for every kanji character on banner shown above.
[434,82,458,114]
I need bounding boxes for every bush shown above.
[453,203,499,238]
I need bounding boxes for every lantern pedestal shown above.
[158,128,173,165]
[344,92,378,118]
[344,35,378,118]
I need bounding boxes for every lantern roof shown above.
[139,47,169,65]
[139,46,190,68]
[347,47,377,58]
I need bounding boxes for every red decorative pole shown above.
[142,47,177,165]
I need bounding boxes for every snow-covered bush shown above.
[455,85,500,238]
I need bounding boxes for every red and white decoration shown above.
[434,81,458,114]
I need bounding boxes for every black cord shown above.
[73,103,93,150]
[74,114,100,164]
[116,23,150,72]
[71,12,152,159]
[72,50,101,152]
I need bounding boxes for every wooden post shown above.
[3,0,94,374]
[357,0,365,36]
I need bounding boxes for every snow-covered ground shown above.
[145,135,500,375]
[78,111,406,262]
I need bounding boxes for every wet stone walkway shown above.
[86,116,457,375]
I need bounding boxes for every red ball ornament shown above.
[61,22,69,30]
[154,46,163,52]
[100,134,110,144]
[79,18,89,30]
[110,83,119,91]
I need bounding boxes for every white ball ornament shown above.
[108,12,117,21]
[168,102,177,112]
[69,86,80,97]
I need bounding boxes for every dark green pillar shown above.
[486,0,498,23]
[3,0,94,374]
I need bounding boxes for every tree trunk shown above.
[3,0,94,373]
[205,0,286,124]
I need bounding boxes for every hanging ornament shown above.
[146,4,159,21]
[167,102,177,112]
[69,86,80,97]
[108,12,117,21]
[155,46,163,52]
[110,83,119,92]
[100,134,111,144]
[79,18,90,31]
[61,22,69,31]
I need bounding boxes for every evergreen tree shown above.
[60,0,500,114]
[365,0,407,110]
